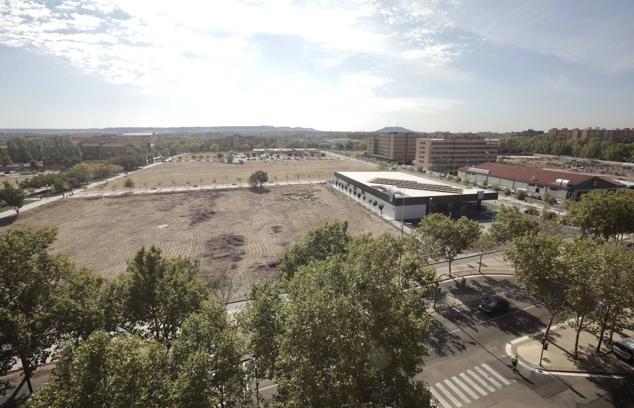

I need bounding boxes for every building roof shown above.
[459,162,623,188]
[336,171,483,198]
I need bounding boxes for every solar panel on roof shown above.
[369,178,463,194]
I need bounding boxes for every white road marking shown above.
[435,382,463,408]
[430,387,452,408]
[459,372,487,397]
[475,365,502,388]
[444,378,471,404]
[466,369,496,392]
[451,375,480,400]
[482,363,511,386]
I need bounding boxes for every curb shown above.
[505,332,634,379]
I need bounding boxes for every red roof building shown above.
[458,162,623,200]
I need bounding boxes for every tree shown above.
[29,331,171,408]
[489,205,539,244]
[113,246,209,344]
[415,214,480,276]
[505,233,568,339]
[278,221,351,280]
[565,189,634,240]
[271,234,434,406]
[248,170,268,192]
[593,242,634,352]
[51,266,108,345]
[123,177,135,190]
[516,190,526,200]
[0,228,85,400]
[171,300,249,408]
[0,181,26,215]
[471,232,497,273]
[378,202,384,215]
[561,238,602,359]
[238,281,284,397]
[377,160,390,170]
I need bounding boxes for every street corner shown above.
[506,325,634,378]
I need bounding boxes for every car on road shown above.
[613,337,634,363]
[478,295,510,315]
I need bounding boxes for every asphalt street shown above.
[421,276,633,408]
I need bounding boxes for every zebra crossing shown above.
[430,363,513,408]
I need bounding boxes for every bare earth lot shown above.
[2,184,395,300]
[102,157,375,190]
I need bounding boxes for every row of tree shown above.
[18,162,123,193]
[504,189,634,358]
[499,135,634,162]
[1,223,438,407]
[155,135,320,157]
[5,137,82,167]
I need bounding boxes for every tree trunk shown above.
[19,356,33,395]
[448,259,452,276]
[596,305,611,353]
[573,315,584,360]
[608,316,617,345]
[478,253,483,274]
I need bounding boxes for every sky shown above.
[1,0,633,132]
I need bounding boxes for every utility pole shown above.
[400,195,405,237]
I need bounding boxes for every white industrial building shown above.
[333,171,498,221]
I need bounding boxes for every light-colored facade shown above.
[414,136,498,171]
[458,162,623,201]
[367,133,418,163]
[333,171,497,221]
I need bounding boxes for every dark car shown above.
[478,296,510,315]
[613,337,634,363]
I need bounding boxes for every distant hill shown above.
[0,126,319,136]
[375,127,413,133]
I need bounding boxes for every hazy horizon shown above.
[1,0,633,131]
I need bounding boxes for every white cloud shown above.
[0,0,464,127]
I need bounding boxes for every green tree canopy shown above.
[112,246,209,344]
[270,234,435,406]
[171,300,248,408]
[29,332,171,408]
[0,227,104,399]
[415,213,481,275]
[505,232,567,337]
[565,189,634,240]
[278,220,351,280]
[0,180,26,215]
[490,205,540,244]
[248,170,269,191]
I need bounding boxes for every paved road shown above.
[422,276,633,408]
[0,158,170,220]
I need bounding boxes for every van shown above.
[613,337,634,363]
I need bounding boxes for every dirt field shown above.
[1,184,395,300]
[502,155,634,181]
[101,156,375,190]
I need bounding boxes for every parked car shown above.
[478,296,510,315]
[613,337,634,363]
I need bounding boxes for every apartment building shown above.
[366,133,418,163]
[414,135,498,171]
[548,127,634,142]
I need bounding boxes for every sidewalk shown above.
[511,322,634,375]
